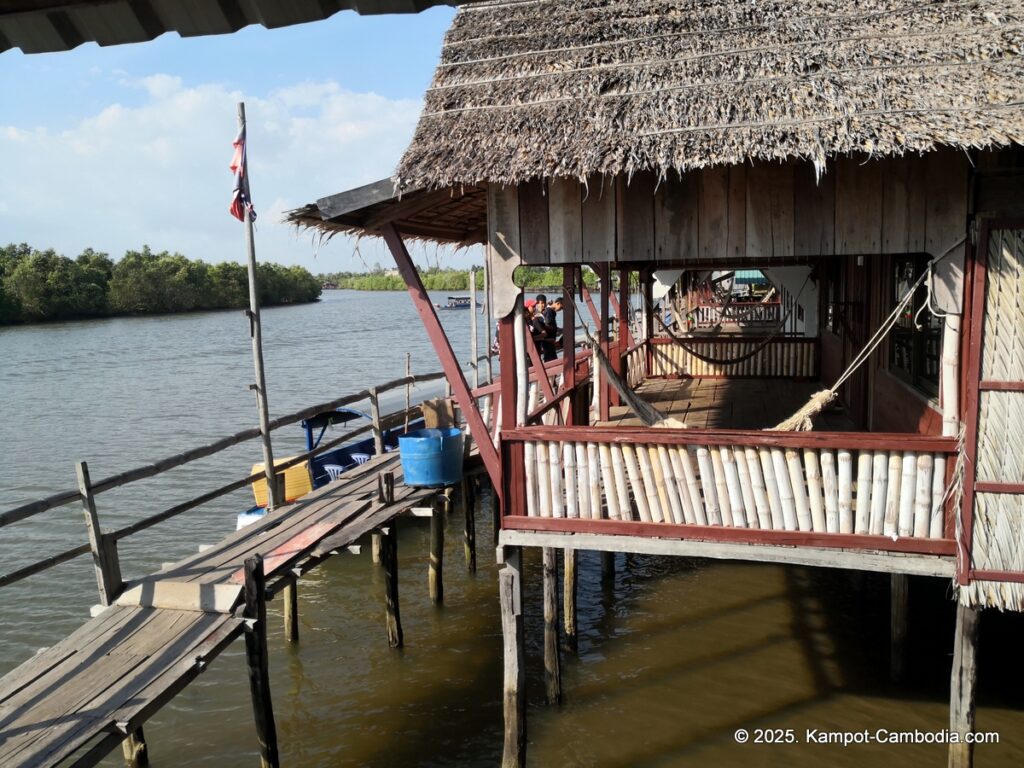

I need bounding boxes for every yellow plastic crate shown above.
[251,457,312,507]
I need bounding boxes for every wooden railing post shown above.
[75,461,122,606]
[500,548,526,768]
[429,495,445,604]
[243,555,279,768]
[369,387,384,456]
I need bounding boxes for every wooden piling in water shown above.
[542,547,561,704]
[500,549,526,768]
[563,548,578,652]
[283,579,299,643]
[382,523,403,648]
[890,573,907,682]
[120,726,148,768]
[429,496,444,604]
[371,533,382,565]
[949,603,980,768]
[243,554,279,768]
[463,476,477,573]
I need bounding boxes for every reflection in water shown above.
[0,293,1021,766]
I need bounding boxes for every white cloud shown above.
[0,76,478,273]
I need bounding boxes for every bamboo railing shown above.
[502,427,958,549]
[693,302,780,327]
[649,337,818,378]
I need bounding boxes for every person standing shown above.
[534,294,559,362]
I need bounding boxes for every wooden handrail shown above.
[0,371,452,528]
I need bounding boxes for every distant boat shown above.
[435,296,481,310]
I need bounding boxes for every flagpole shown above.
[237,101,280,512]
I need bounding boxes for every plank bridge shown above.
[0,452,445,767]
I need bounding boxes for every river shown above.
[0,290,1021,767]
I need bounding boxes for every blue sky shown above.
[0,8,483,272]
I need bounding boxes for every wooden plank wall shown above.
[508,148,970,265]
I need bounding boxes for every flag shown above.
[229,126,256,222]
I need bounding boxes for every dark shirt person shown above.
[534,294,558,362]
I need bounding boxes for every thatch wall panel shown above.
[398,0,1024,190]
[970,493,1024,574]
[981,228,1024,381]
[976,392,1024,484]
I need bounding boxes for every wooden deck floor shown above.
[601,378,858,431]
[0,452,436,768]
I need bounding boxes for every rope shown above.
[771,234,967,430]
[579,321,684,428]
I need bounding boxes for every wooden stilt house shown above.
[290,1,1024,764]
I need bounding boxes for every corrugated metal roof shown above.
[0,0,474,54]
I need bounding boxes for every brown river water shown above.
[0,290,1021,766]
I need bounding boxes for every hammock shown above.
[581,324,685,429]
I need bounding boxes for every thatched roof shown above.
[396,0,1024,190]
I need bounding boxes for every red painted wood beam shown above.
[581,285,601,328]
[969,569,1024,584]
[615,268,634,347]
[597,263,612,420]
[381,224,501,488]
[524,322,557,405]
[501,426,958,453]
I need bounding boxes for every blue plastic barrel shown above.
[398,427,465,487]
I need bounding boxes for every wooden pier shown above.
[0,452,444,767]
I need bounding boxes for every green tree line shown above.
[0,244,322,325]
[319,266,598,291]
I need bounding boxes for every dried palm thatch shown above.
[396,0,1024,190]
[959,227,1024,612]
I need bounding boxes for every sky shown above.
[0,7,484,273]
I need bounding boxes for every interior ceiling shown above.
[0,0,478,54]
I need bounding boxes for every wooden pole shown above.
[121,727,149,768]
[369,387,384,456]
[470,267,480,388]
[890,573,908,682]
[76,461,122,606]
[283,578,299,643]
[237,102,280,512]
[243,555,279,768]
[403,354,411,434]
[542,546,561,704]
[463,476,477,572]
[484,255,495,384]
[429,496,444,604]
[378,472,403,648]
[500,549,526,768]
[563,548,577,653]
[949,603,980,768]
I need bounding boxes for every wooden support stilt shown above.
[563,548,578,653]
[243,555,279,768]
[283,579,299,644]
[542,547,561,704]
[949,603,980,768]
[120,726,148,768]
[76,461,122,606]
[371,533,382,565]
[500,548,526,768]
[463,476,477,573]
[890,573,907,682]
[429,496,445,604]
[382,521,403,648]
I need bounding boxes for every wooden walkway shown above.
[0,452,436,768]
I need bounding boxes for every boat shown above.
[237,406,424,528]
[434,295,481,310]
